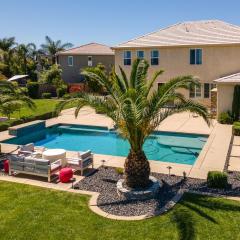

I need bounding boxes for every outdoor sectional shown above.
[9,155,62,182]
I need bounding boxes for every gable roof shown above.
[57,43,114,55]
[214,72,240,84]
[114,20,240,49]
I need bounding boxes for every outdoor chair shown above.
[66,150,94,175]
[18,143,45,158]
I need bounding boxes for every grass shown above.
[11,99,62,119]
[0,181,240,240]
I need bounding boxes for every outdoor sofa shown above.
[9,154,61,182]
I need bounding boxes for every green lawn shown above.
[0,181,240,240]
[11,99,62,119]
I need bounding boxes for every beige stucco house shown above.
[57,43,114,91]
[112,20,240,111]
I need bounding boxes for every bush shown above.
[27,82,39,99]
[207,171,228,189]
[233,122,240,136]
[42,92,52,99]
[56,85,68,98]
[218,112,233,124]
[115,167,124,175]
[62,93,71,99]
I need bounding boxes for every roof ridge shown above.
[57,42,112,54]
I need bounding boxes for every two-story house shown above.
[57,42,114,91]
[113,20,240,108]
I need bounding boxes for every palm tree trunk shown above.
[124,150,150,188]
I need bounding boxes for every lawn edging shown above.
[0,174,185,221]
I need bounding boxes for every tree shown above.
[232,85,240,121]
[16,43,37,74]
[40,36,73,64]
[56,59,209,188]
[0,37,17,78]
[0,81,35,119]
[39,64,66,97]
[84,63,107,94]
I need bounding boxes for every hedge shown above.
[0,111,57,132]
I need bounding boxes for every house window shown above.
[204,83,217,98]
[151,50,159,65]
[204,83,210,98]
[67,56,73,66]
[190,84,202,98]
[88,56,93,67]
[137,50,144,59]
[190,49,202,65]
[124,51,131,65]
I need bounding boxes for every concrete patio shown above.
[0,107,233,181]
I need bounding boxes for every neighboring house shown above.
[57,43,114,91]
[113,20,240,108]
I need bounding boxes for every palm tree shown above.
[0,37,16,52]
[56,59,209,188]
[0,81,35,119]
[16,43,37,74]
[0,37,17,78]
[40,36,73,64]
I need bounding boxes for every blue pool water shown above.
[3,124,208,165]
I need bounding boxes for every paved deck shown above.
[228,136,240,172]
[0,107,233,179]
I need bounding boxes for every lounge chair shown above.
[66,150,94,175]
[18,143,45,157]
[9,154,62,182]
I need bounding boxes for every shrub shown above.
[207,171,228,189]
[115,167,124,175]
[0,122,10,131]
[27,82,39,99]
[42,92,52,99]
[218,112,233,124]
[233,122,240,136]
[57,85,68,98]
[62,93,71,99]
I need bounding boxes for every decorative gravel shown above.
[75,167,240,217]
[75,167,185,216]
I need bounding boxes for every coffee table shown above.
[42,149,67,166]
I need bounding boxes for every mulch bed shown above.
[75,167,240,217]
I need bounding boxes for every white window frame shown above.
[88,56,93,67]
[123,51,131,65]
[190,84,202,98]
[137,50,144,59]
[190,48,202,65]
[151,50,159,65]
[67,56,73,66]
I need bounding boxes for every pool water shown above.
[4,124,208,165]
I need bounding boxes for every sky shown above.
[1,0,240,48]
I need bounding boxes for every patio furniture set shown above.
[7,143,94,182]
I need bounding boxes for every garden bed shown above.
[75,167,240,217]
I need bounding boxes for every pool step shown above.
[171,147,200,155]
[157,138,204,149]
[58,126,112,134]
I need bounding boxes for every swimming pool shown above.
[3,124,208,165]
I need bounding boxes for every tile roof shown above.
[114,20,240,49]
[214,72,240,83]
[57,43,114,55]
